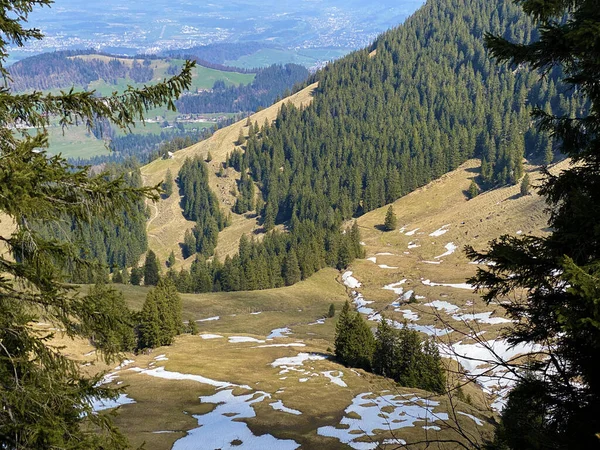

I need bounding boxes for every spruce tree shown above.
[0,2,194,446]
[144,250,160,286]
[334,301,353,363]
[282,251,301,286]
[468,180,479,199]
[520,173,530,196]
[130,265,143,286]
[328,303,336,318]
[470,1,600,446]
[383,205,398,231]
[163,168,174,198]
[167,250,176,268]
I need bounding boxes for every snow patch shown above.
[257,343,306,348]
[405,228,420,236]
[267,327,292,339]
[435,242,457,259]
[154,354,168,362]
[318,392,448,449]
[424,300,460,313]
[429,224,450,237]
[422,279,474,290]
[408,242,420,249]
[382,280,406,295]
[375,252,394,256]
[366,257,377,263]
[196,316,220,322]
[229,336,266,344]
[172,390,299,450]
[452,312,512,325]
[322,371,347,387]
[90,394,136,412]
[200,333,223,340]
[378,264,398,269]
[457,411,484,426]
[342,271,361,289]
[129,366,251,390]
[308,318,325,325]
[397,309,419,321]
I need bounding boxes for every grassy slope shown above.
[141,82,319,267]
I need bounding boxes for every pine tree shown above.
[163,168,174,198]
[0,3,193,447]
[130,265,143,286]
[236,128,246,146]
[328,303,336,318]
[468,180,479,199]
[383,205,398,231]
[373,316,398,379]
[520,173,530,196]
[144,250,160,286]
[334,301,353,363]
[167,250,176,268]
[282,250,301,286]
[472,1,600,446]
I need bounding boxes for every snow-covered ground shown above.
[322,370,347,387]
[129,366,251,390]
[318,392,449,449]
[267,327,292,339]
[200,333,224,339]
[90,393,136,412]
[229,336,266,344]
[342,271,361,289]
[429,224,450,237]
[270,400,302,415]
[422,279,474,290]
[434,242,457,259]
[172,390,300,450]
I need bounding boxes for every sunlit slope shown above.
[140,83,318,266]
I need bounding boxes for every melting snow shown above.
[424,300,460,313]
[405,228,420,236]
[422,260,442,264]
[256,343,306,348]
[429,224,450,237]
[366,257,377,263]
[270,400,302,415]
[422,279,474,290]
[378,264,398,269]
[382,280,407,295]
[129,366,251,390]
[435,243,457,259]
[376,252,394,256]
[398,309,419,321]
[114,359,135,370]
[90,394,136,412]
[452,312,512,325]
[457,411,484,426]
[308,318,325,325]
[267,327,292,339]
[200,333,223,339]
[229,336,266,344]
[439,339,543,410]
[271,353,327,369]
[353,293,375,314]
[250,311,262,315]
[154,354,168,362]
[342,271,362,289]
[408,242,420,248]
[318,392,448,449]
[196,316,220,322]
[322,371,347,387]
[172,390,299,450]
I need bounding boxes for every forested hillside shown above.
[8,50,155,91]
[176,64,309,114]
[239,0,579,231]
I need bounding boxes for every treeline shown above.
[334,302,446,394]
[234,0,582,240]
[8,50,154,92]
[169,221,363,293]
[175,64,309,114]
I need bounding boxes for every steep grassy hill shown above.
[141,83,318,266]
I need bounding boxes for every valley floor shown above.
[63,158,566,449]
